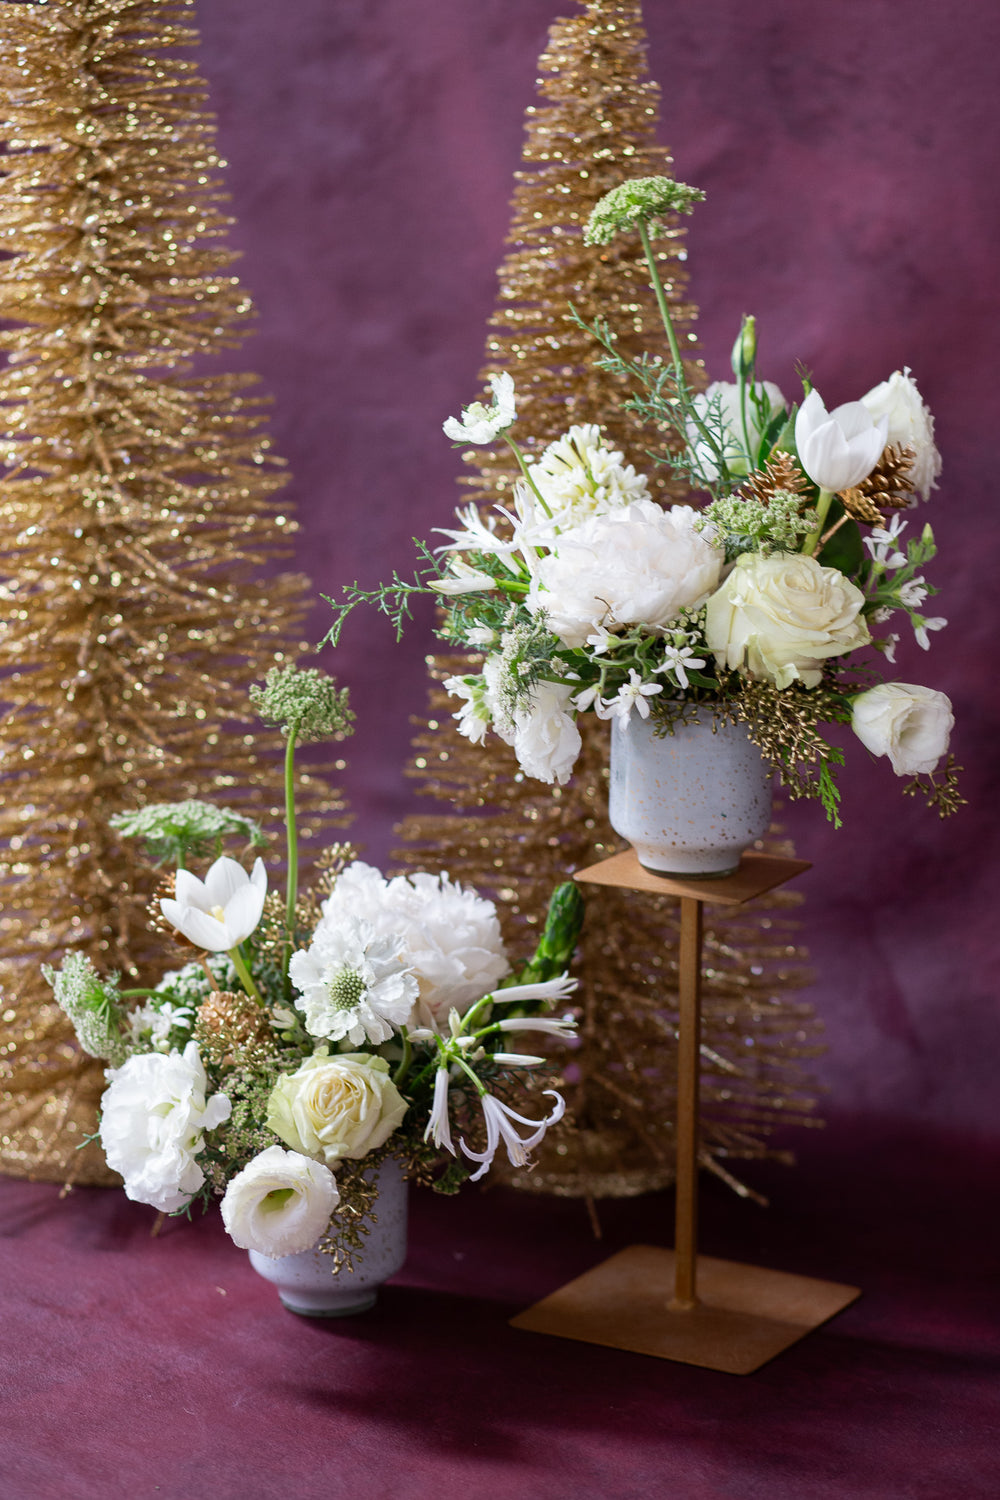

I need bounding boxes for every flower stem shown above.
[637,218,684,375]
[503,434,554,519]
[229,945,263,1005]
[281,724,300,989]
[802,489,835,556]
[392,1026,413,1088]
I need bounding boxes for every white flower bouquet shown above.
[45,667,582,1267]
[328,177,960,824]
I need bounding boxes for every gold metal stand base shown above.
[510,1244,860,1375]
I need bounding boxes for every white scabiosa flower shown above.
[220,1145,340,1257]
[99,1041,231,1213]
[860,368,941,501]
[316,862,511,1030]
[443,371,516,444]
[159,855,267,952]
[289,917,418,1045]
[795,388,888,492]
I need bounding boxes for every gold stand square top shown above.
[573,848,812,906]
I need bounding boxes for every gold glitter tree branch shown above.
[0,0,340,1185]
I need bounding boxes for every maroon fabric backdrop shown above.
[191,0,1000,1141]
[3,6,1000,1496]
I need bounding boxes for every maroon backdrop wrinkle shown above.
[5,6,999,1495]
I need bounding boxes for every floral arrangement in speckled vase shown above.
[328,176,961,876]
[45,668,582,1306]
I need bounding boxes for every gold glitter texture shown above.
[394,1,822,1198]
[0,0,338,1185]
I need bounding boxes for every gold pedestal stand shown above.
[511,850,859,1375]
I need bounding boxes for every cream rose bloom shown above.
[220,1145,340,1257]
[851,682,953,775]
[99,1041,231,1212]
[704,552,870,689]
[267,1052,408,1167]
[526,500,724,648]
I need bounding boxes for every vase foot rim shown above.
[636,859,739,880]
[279,1291,378,1318]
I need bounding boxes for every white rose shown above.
[267,1052,408,1167]
[99,1041,231,1212]
[316,861,511,1028]
[511,679,582,787]
[687,380,787,483]
[526,499,724,647]
[860,368,941,501]
[851,682,953,775]
[220,1145,340,1257]
[704,552,870,689]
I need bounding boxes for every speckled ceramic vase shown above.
[608,715,773,878]
[247,1158,408,1317]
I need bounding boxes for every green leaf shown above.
[817,501,864,576]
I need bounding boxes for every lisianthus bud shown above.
[730,315,757,379]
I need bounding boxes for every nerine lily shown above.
[460,1091,566,1181]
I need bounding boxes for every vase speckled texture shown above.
[608,716,773,877]
[247,1158,408,1317]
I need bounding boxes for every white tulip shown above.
[851,682,953,775]
[860,368,941,501]
[160,855,267,952]
[795,388,888,492]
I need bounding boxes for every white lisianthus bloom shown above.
[510,680,582,786]
[795,388,888,492]
[459,1089,566,1182]
[526,500,724,648]
[267,1052,408,1167]
[289,917,418,1045]
[442,371,516,445]
[851,682,953,775]
[686,380,787,483]
[316,862,511,1029]
[159,855,267,952]
[220,1145,340,1257]
[860,368,941,501]
[527,423,650,529]
[704,552,870,689]
[99,1041,231,1212]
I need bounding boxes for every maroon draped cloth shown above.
[4,1,999,1492]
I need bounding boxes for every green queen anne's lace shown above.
[584,175,705,245]
[250,665,355,744]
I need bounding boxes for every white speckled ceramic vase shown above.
[247,1158,408,1317]
[608,715,773,878]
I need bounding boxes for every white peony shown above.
[509,679,582,786]
[220,1145,340,1257]
[316,861,510,1029]
[687,380,787,483]
[159,855,267,953]
[860,368,941,501]
[526,500,724,648]
[704,552,870,689]
[267,1052,408,1166]
[99,1041,231,1212]
[795,388,888,493]
[851,682,953,775]
[288,916,418,1045]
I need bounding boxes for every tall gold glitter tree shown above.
[0,0,333,1185]
[394,0,822,1196]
